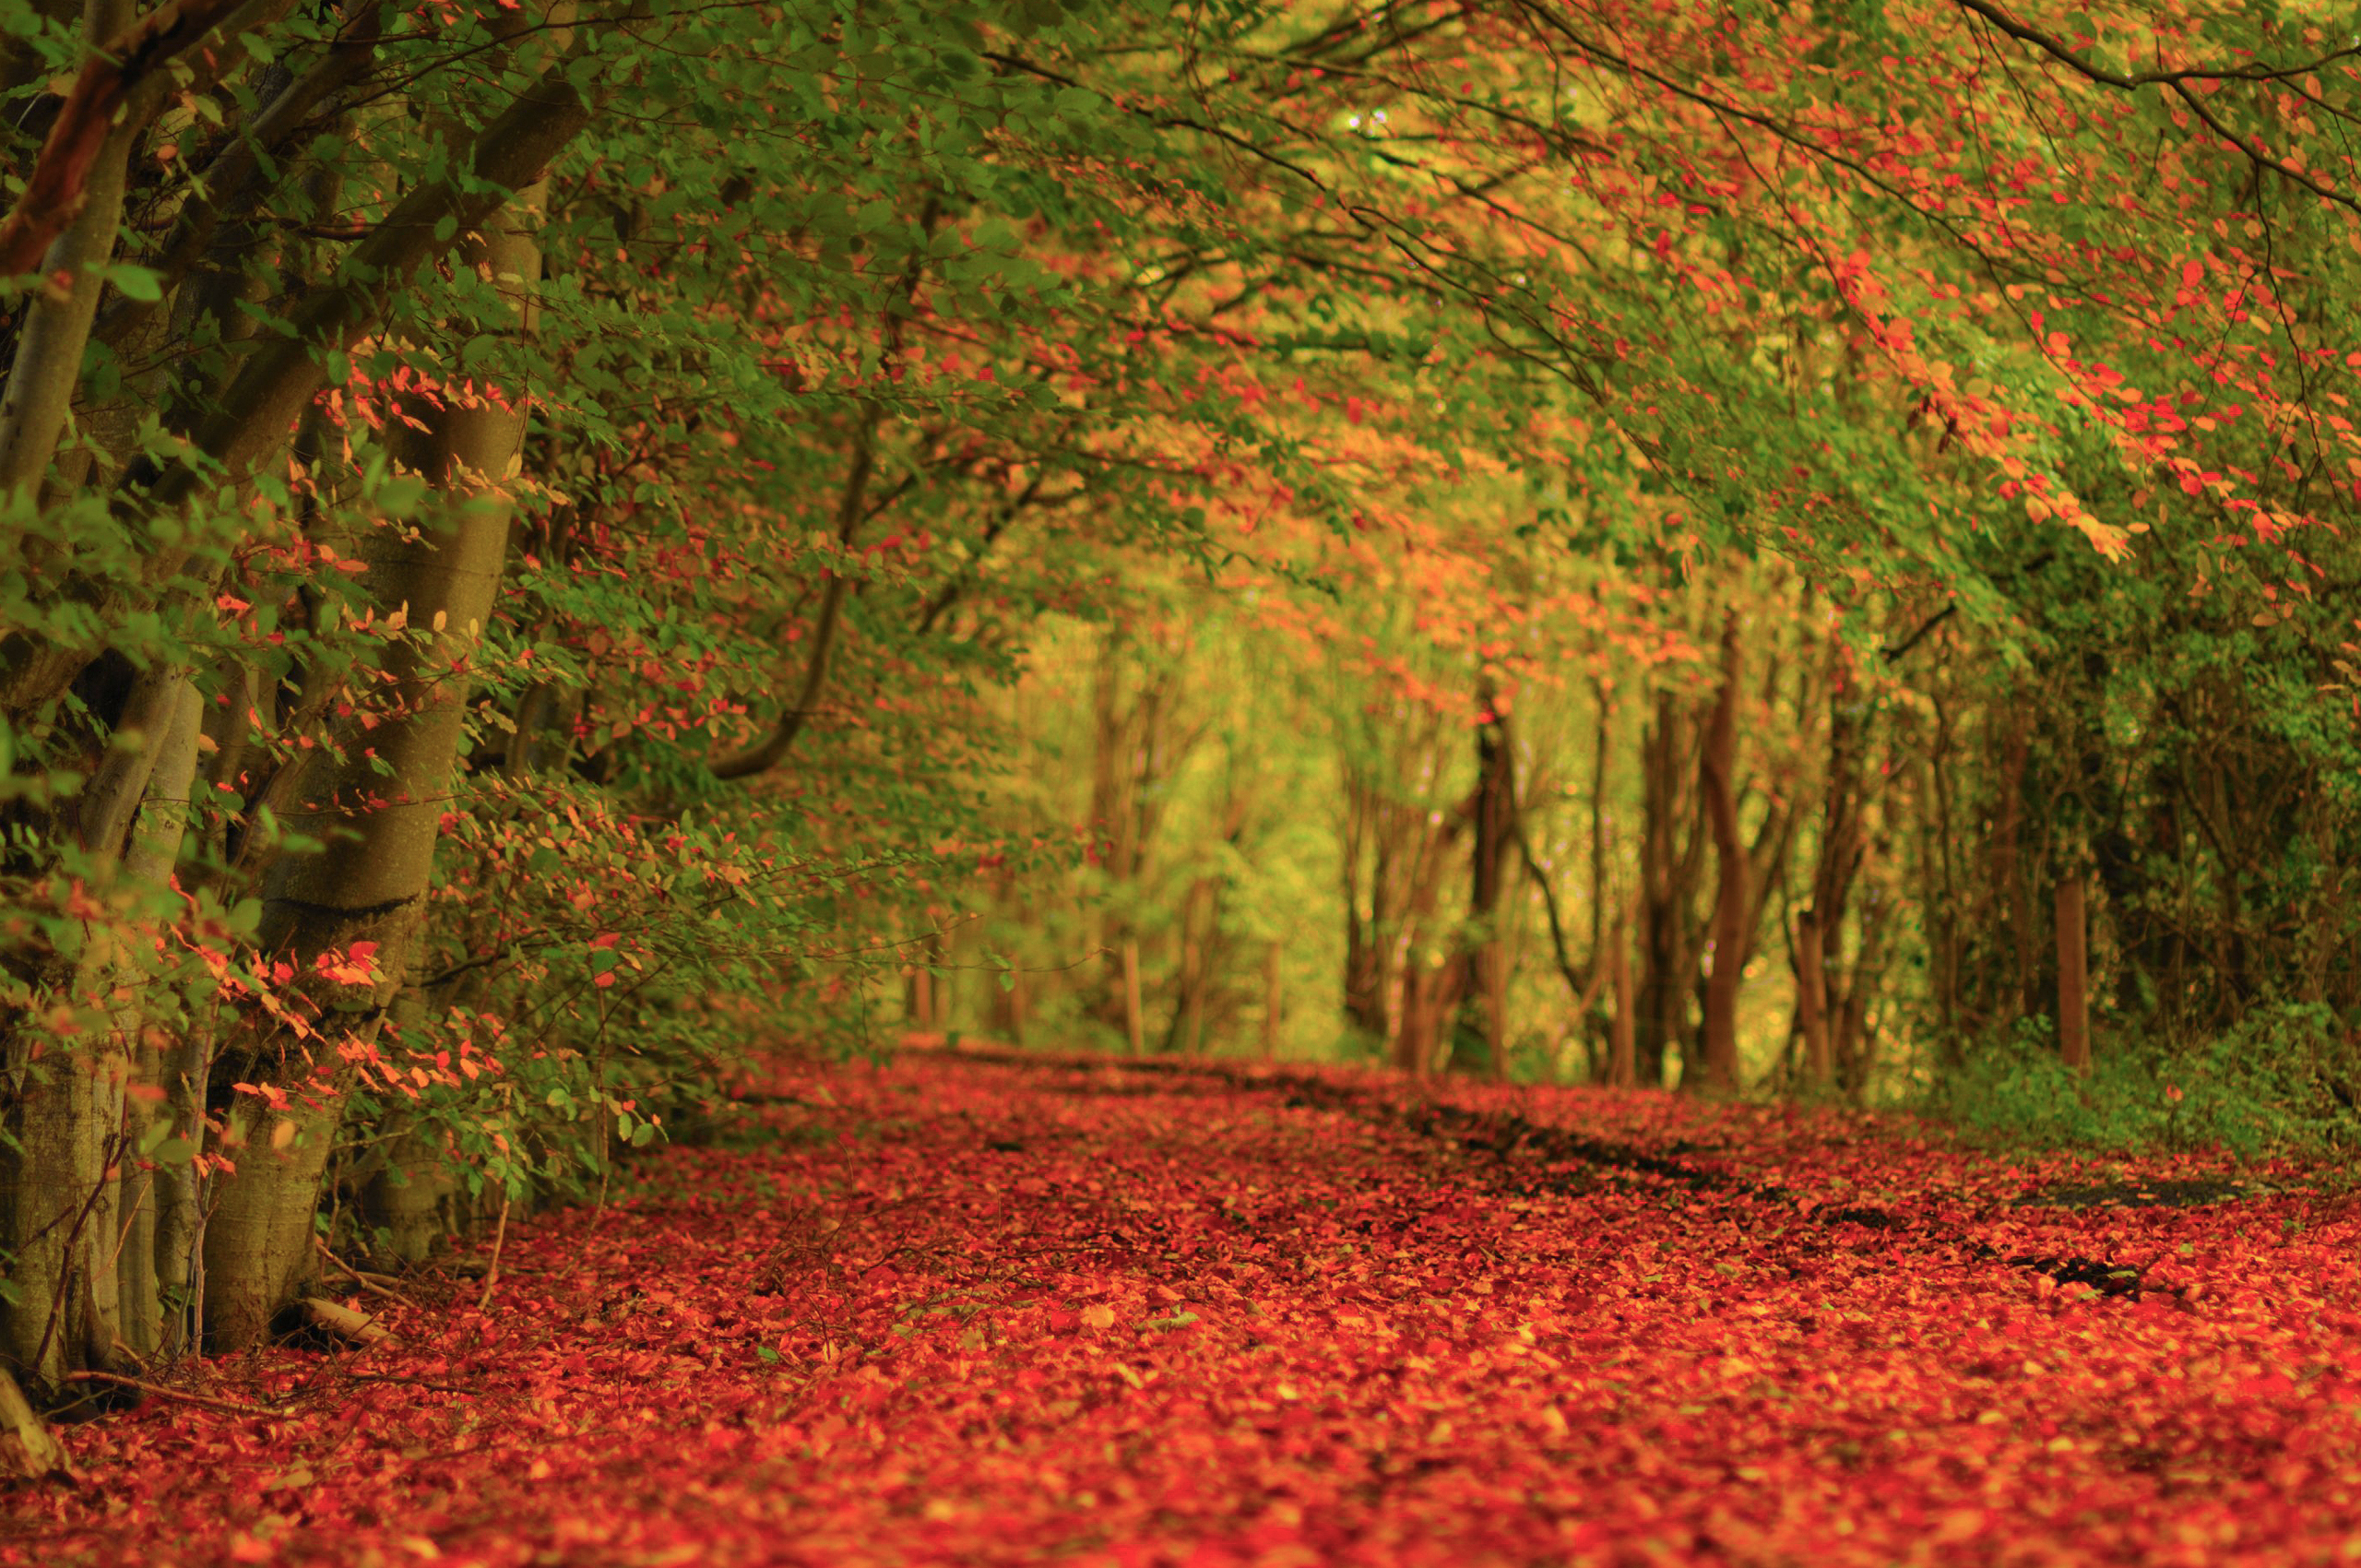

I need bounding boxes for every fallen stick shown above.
[477,1193,512,1311]
[300,1296,392,1347]
[314,1238,423,1312]
[63,1370,286,1419]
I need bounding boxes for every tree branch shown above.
[709,419,879,780]
[0,0,257,279]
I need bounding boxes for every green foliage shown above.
[1936,1009,2361,1159]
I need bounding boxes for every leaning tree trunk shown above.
[104,678,206,1359]
[0,0,147,1391]
[200,178,547,1350]
[0,0,138,516]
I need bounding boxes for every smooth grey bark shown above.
[0,9,618,721]
[201,174,550,1349]
[0,0,137,504]
[0,664,205,1381]
[0,0,139,1391]
[107,677,204,1358]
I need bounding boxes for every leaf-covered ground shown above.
[11,1052,2361,1567]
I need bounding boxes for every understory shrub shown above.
[1935,1006,2361,1158]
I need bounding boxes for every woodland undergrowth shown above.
[6,1052,2357,1568]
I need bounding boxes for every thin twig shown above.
[314,1237,423,1313]
[476,1194,512,1311]
[63,1370,287,1418]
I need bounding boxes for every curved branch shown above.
[0,0,259,279]
[708,421,878,780]
[1945,0,2361,90]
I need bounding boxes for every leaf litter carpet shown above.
[11,1051,2361,1567]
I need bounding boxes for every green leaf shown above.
[105,265,163,303]
[375,475,429,517]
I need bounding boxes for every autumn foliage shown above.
[2,0,2360,1552]
[9,1052,2355,1565]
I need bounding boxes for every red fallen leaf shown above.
[28,1055,2361,1568]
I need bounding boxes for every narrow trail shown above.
[10,1053,2361,1567]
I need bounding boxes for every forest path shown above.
[13,1052,2361,1567]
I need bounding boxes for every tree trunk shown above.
[0,9,608,725]
[1795,910,1833,1089]
[359,1116,455,1265]
[1261,940,1282,1060]
[1168,875,1216,1055]
[2056,870,2091,1073]
[1586,684,1612,1075]
[1834,884,1891,1096]
[1637,690,1703,1087]
[0,685,204,1384]
[1697,612,1746,1096]
[1606,914,1637,1089]
[1789,632,1868,1096]
[0,0,137,514]
[906,960,935,1031]
[1394,956,1463,1079]
[1340,769,1395,1039]
[0,0,148,1385]
[201,171,547,1350]
[1451,689,1517,1077]
[1388,789,1466,1078]
[107,677,205,1359]
[1992,712,2036,1020]
[1120,938,1144,1057]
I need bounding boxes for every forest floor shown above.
[8,1049,2361,1567]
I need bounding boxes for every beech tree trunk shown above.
[0,0,138,510]
[106,677,205,1358]
[200,173,547,1349]
[0,0,149,1386]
